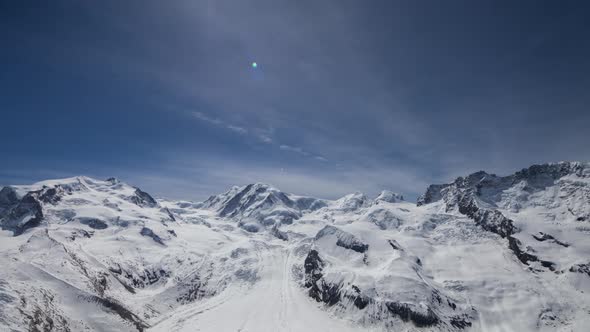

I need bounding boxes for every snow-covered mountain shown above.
[1,162,589,332]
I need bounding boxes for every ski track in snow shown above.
[150,242,368,332]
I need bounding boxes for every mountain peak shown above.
[333,192,369,211]
[374,190,404,203]
[418,161,589,207]
[200,183,327,229]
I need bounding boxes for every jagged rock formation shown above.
[417,162,589,273]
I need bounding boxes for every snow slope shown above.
[1,162,589,331]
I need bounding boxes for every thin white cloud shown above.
[192,111,222,126]
[226,125,248,134]
[192,111,330,161]
[192,111,248,135]
[279,144,330,162]
[279,144,309,156]
[257,134,273,144]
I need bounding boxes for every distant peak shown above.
[375,190,404,203]
[417,161,590,206]
[338,192,366,199]
[105,177,121,184]
[249,182,274,190]
[334,192,368,211]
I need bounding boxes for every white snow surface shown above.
[0,163,589,332]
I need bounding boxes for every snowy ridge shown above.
[200,183,328,232]
[0,162,589,332]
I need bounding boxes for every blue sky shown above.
[1,1,589,201]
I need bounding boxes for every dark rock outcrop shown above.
[0,186,19,210]
[87,295,149,331]
[1,183,86,236]
[78,218,108,230]
[131,189,158,208]
[304,249,325,302]
[507,236,556,271]
[0,192,44,236]
[457,195,517,238]
[110,265,171,289]
[304,249,342,306]
[569,263,590,277]
[270,225,288,241]
[347,285,370,310]
[532,232,569,247]
[161,207,176,222]
[302,248,472,329]
[450,315,473,329]
[415,163,585,272]
[385,302,440,327]
[315,226,369,253]
[140,227,165,245]
[387,239,402,250]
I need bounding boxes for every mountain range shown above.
[0,161,589,332]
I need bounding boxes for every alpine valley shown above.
[1,161,589,332]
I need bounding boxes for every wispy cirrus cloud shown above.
[192,111,330,161]
[192,111,248,134]
[257,134,273,144]
[279,144,328,162]
[226,125,248,134]
[279,144,309,156]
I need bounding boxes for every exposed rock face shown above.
[416,162,589,272]
[0,183,87,235]
[0,191,44,236]
[418,162,589,216]
[315,226,369,253]
[109,264,171,289]
[303,249,327,303]
[417,184,447,207]
[131,188,158,208]
[140,227,165,245]
[507,236,556,271]
[78,218,108,230]
[270,225,288,241]
[87,295,149,331]
[569,263,590,277]
[385,302,439,327]
[161,207,176,222]
[532,232,569,247]
[0,177,166,237]
[304,226,475,330]
[456,193,518,238]
[0,186,19,209]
